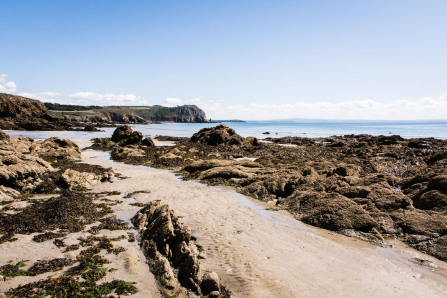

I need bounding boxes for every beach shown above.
[81,142,447,297]
[1,128,447,297]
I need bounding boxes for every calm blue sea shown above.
[131,121,447,139]
[6,120,447,140]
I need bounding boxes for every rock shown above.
[287,191,378,232]
[37,137,81,161]
[83,124,99,131]
[0,93,74,130]
[111,125,143,145]
[141,137,155,147]
[160,152,182,160]
[0,185,20,201]
[413,190,447,210]
[183,159,262,173]
[332,164,361,177]
[200,272,221,295]
[111,146,146,160]
[208,291,221,298]
[132,201,223,295]
[201,166,250,180]
[60,169,99,190]
[0,130,10,140]
[190,124,245,146]
[427,175,447,192]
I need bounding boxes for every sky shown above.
[1,0,447,120]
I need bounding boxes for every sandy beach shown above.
[76,139,447,297]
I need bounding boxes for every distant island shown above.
[0,93,210,130]
[212,119,246,123]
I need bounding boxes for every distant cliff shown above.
[0,93,210,130]
[0,93,74,130]
[46,103,210,124]
[131,105,209,123]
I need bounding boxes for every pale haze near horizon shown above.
[1,0,447,121]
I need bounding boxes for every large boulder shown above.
[286,191,378,232]
[190,124,245,146]
[37,137,81,161]
[111,125,143,145]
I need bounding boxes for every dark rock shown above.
[200,271,221,295]
[83,124,99,131]
[287,191,378,232]
[427,175,447,192]
[141,137,155,147]
[413,190,447,210]
[0,93,75,130]
[131,201,224,295]
[0,130,10,140]
[190,124,245,146]
[111,126,143,145]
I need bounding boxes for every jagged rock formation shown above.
[131,201,226,297]
[0,93,75,130]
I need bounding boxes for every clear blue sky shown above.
[1,0,447,120]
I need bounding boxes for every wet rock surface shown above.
[132,201,229,297]
[95,127,447,261]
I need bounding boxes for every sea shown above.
[6,120,447,140]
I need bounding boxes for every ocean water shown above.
[131,120,447,139]
[6,120,447,140]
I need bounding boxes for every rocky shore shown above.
[1,125,447,296]
[91,125,447,262]
[0,130,230,297]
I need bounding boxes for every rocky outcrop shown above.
[0,93,75,130]
[93,126,155,163]
[37,137,81,161]
[0,130,113,196]
[111,125,143,145]
[190,124,258,146]
[172,105,208,123]
[0,133,53,194]
[60,168,114,190]
[132,201,227,297]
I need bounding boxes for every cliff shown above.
[131,105,209,123]
[0,93,75,130]
[46,104,210,124]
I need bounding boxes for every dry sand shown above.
[79,142,447,298]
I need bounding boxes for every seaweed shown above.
[63,244,80,252]
[0,191,112,239]
[0,258,74,280]
[6,276,138,297]
[0,261,29,280]
[27,258,75,275]
[32,231,66,243]
[88,215,129,234]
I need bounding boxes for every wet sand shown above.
[80,141,447,297]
